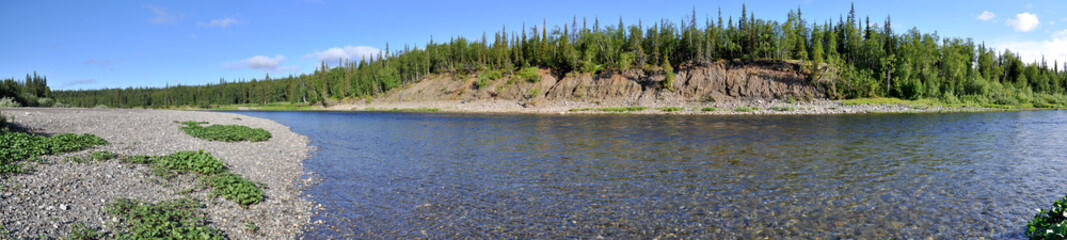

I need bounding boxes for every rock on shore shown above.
[0,108,311,239]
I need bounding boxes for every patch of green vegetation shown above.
[119,150,265,206]
[477,70,502,89]
[180,121,271,142]
[0,97,20,108]
[0,130,108,175]
[770,106,796,111]
[89,151,116,161]
[93,104,108,109]
[245,220,259,233]
[517,67,540,83]
[657,107,684,112]
[701,107,717,112]
[155,150,227,176]
[388,107,440,112]
[0,111,7,129]
[1027,195,1067,239]
[65,222,104,240]
[569,106,648,112]
[734,106,759,112]
[204,173,264,206]
[107,198,225,240]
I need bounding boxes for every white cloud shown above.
[995,29,1067,65]
[144,4,183,24]
[303,46,383,62]
[1007,12,1040,32]
[198,18,243,28]
[978,11,996,21]
[225,55,295,73]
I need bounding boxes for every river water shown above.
[232,110,1067,239]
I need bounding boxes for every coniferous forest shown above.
[14,4,1067,108]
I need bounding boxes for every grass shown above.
[657,107,684,112]
[1027,195,1067,239]
[734,106,759,112]
[701,107,717,112]
[179,121,271,142]
[107,198,224,240]
[1,130,108,175]
[193,102,318,111]
[569,106,649,112]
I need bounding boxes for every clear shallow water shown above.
[232,110,1067,239]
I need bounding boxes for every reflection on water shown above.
[233,110,1067,239]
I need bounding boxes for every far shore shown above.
[169,98,1025,115]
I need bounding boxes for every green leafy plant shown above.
[1027,195,1067,239]
[155,150,226,176]
[107,198,224,240]
[65,222,104,240]
[0,97,20,108]
[477,70,502,89]
[179,121,271,142]
[517,67,540,83]
[701,107,717,112]
[658,107,684,112]
[1,130,107,175]
[771,106,796,111]
[245,220,259,233]
[88,151,115,161]
[735,106,759,112]
[203,173,264,206]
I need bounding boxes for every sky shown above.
[1,0,1065,91]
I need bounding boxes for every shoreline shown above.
[0,108,312,239]
[194,98,1012,115]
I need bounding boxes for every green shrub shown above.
[599,106,647,112]
[0,97,20,108]
[658,107,683,112]
[93,104,108,109]
[180,121,271,142]
[771,106,796,111]
[156,150,226,175]
[701,107,717,112]
[618,52,635,71]
[36,98,54,108]
[107,198,224,240]
[1028,195,1067,239]
[204,173,264,206]
[477,70,502,89]
[735,106,758,112]
[517,67,540,83]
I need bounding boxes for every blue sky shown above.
[2,0,1065,90]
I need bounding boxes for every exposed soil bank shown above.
[0,108,312,239]
[323,61,986,114]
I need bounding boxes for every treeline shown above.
[53,4,1067,108]
[0,72,54,107]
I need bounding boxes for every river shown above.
[231,110,1067,239]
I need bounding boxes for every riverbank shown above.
[0,108,312,239]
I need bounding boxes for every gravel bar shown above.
[0,108,312,239]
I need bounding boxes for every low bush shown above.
[771,106,796,111]
[477,70,502,89]
[517,67,540,83]
[0,97,19,108]
[107,198,224,240]
[735,106,759,112]
[658,107,684,112]
[179,121,271,142]
[203,173,264,206]
[92,104,108,109]
[1027,195,1067,239]
[701,107,717,112]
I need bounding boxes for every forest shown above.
[17,4,1067,108]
